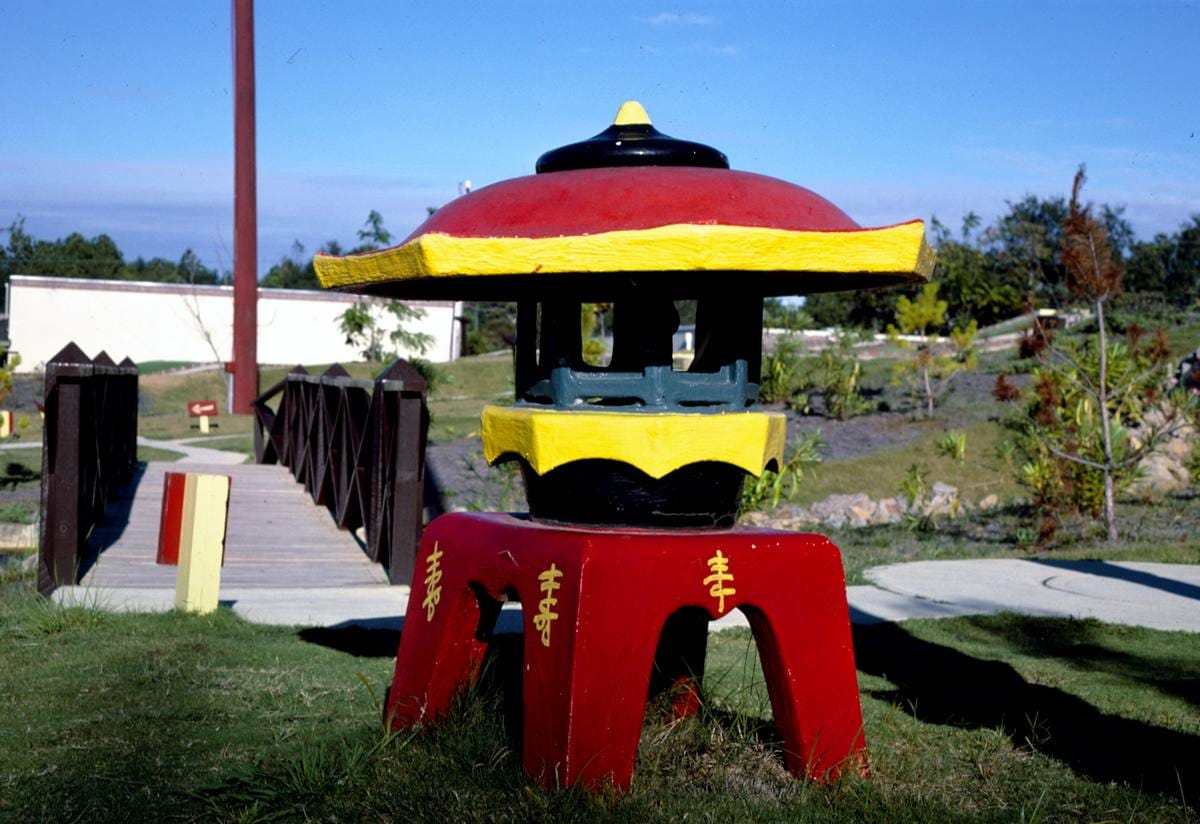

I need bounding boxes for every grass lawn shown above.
[792,418,1023,507]
[0,577,1194,822]
[137,360,202,375]
[1,446,182,484]
[137,445,187,463]
[135,354,515,445]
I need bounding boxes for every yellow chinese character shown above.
[532,563,564,647]
[703,549,736,614]
[422,542,443,622]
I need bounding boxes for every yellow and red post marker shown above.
[157,472,232,614]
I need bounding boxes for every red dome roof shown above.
[409,166,860,241]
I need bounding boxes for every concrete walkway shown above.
[137,435,249,465]
[57,557,1200,634]
[863,558,1200,633]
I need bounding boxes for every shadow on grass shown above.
[298,624,401,658]
[852,618,1198,805]
[950,615,1200,710]
[0,460,40,490]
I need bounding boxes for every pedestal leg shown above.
[520,558,665,791]
[744,549,866,779]
[386,536,500,728]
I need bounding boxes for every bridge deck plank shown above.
[79,461,389,590]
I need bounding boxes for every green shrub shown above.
[797,332,873,420]
[406,358,444,394]
[739,431,823,513]
[758,335,802,404]
[899,463,930,510]
[936,430,968,463]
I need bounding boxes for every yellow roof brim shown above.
[314,221,934,291]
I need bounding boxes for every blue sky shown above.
[2,1,1198,276]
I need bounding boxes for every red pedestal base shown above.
[386,512,866,791]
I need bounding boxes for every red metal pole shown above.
[232,0,258,412]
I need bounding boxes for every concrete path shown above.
[57,557,1200,634]
[137,435,248,465]
[864,559,1200,633]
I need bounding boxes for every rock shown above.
[1143,408,1168,429]
[978,494,1000,510]
[931,481,959,497]
[1130,454,1191,495]
[741,511,771,527]
[847,504,873,528]
[924,494,958,517]
[1162,437,1194,462]
[871,498,904,525]
[780,508,819,528]
[810,493,871,528]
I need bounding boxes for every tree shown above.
[1126,215,1200,308]
[339,299,433,362]
[177,248,219,285]
[931,214,1023,326]
[804,285,912,331]
[355,210,393,251]
[1021,167,1192,544]
[763,297,814,330]
[1,215,229,290]
[337,211,433,361]
[462,302,517,355]
[261,240,318,289]
[985,195,1069,303]
[888,282,977,416]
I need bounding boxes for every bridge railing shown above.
[38,342,139,595]
[252,361,434,585]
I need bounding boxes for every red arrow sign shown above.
[187,400,219,417]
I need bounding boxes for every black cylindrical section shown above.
[520,459,745,528]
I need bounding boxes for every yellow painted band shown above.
[314,221,934,290]
[481,405,786,479]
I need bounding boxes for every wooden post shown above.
[38,343,91,595]
[38,343,139,596]
[174,474,232,614]
[232,0,259,412]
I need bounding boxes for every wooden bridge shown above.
[53,447,411,626]
[42,349,430,626]
[81,460,387,590]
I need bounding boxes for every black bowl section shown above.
[518,459,746,529]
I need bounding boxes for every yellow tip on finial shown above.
[613,100,651,126]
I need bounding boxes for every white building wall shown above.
[7,275,461,370]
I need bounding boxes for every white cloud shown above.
[635,12,718,25]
